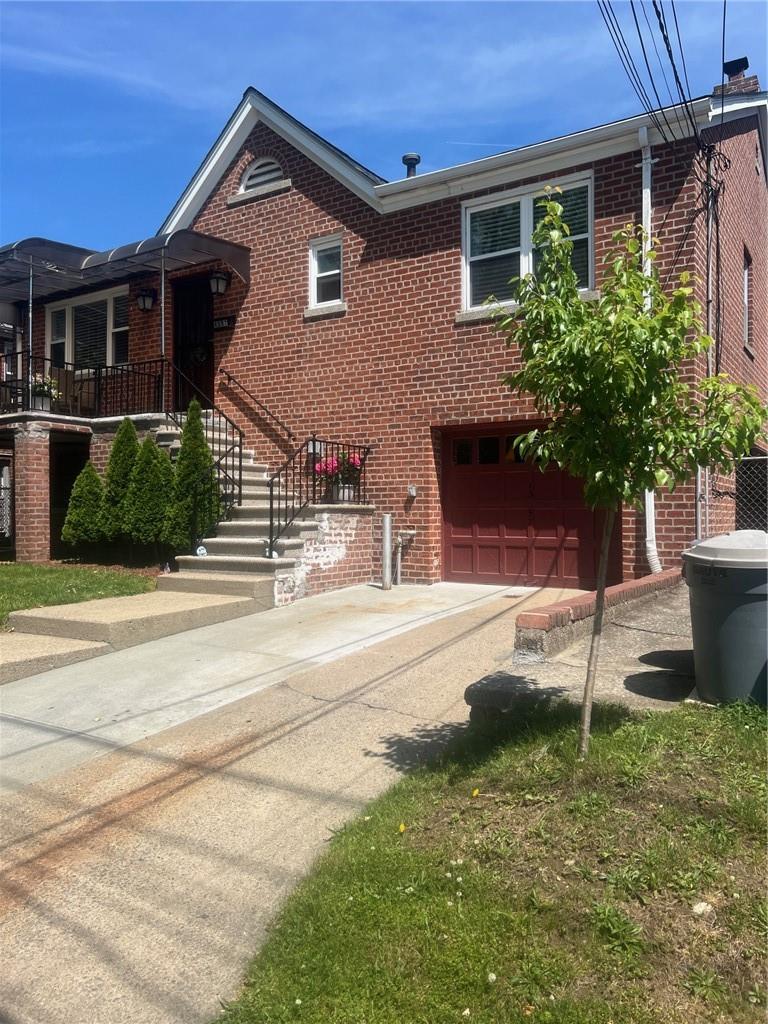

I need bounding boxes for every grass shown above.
[213,700,767,1024]
[0,562,156,624]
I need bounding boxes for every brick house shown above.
[1,64,765,599]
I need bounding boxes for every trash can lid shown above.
[682,530,768,568]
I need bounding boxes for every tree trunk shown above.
[577,503,617,759]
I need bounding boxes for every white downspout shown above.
[639,126,663,573]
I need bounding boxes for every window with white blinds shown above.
[241,157,283,192]
[46,288,130,368]
[463,177,592,309]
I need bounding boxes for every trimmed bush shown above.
[125,436,174,547]
[101,417,139,542]
[163,399,219,552]
[62,461,105,547]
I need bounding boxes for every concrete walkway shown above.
[0,581,582,1024]
[0,582,560,795]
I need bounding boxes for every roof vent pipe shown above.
[402,153,421,178]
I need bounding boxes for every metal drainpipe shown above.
[639,126,663,573]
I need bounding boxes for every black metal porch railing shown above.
[218,368,296,442]
[268,436,371,556]
[166,361,244,531]
[0,352,165,418]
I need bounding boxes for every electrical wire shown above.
[651,0,701,144]
[629,0,678,140]
[597,0,670,141]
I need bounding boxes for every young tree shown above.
[496,193,766,758]
[101,417,139,542]
[62,461,105,548]
[163,399,219,552]
[124,435,174,551]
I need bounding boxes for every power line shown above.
[629,0,678,140]
[651,0,701,145]
[597,0,670,142]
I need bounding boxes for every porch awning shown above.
[0,230,251,304]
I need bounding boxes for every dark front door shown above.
[50,436,90,559]
[441,425,622,589]
[173,277,214,409]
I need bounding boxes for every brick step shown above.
[175,554,297,574]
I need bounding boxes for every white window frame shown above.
[45,285,130,368]
[308,234,344,309]
[461,171,594,311]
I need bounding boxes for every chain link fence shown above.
[703,455,768,538]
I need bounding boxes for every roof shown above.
[161,89,768,231]
[0,230,250,304]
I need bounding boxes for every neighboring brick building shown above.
[0,65,765,593]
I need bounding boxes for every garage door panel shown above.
[477,544,503,575]
[530,508,561,539]
[504,544,529,578]
[474,474,505,505]
[531,543,560,583]
[449,544,475,575]
[443,425,621,588]
[531,469,562,501]
[503,509,529,537]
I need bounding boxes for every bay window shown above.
[46,288,130,368]
[463,175,593,310]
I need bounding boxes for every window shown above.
[309,236,343,307]
[743,248,753,352]
[240,157,283,193]
[46,288,130,369]
[463,176,592,309]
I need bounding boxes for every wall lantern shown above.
[209,270,231,295]
[136,288,156,312]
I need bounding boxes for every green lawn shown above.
[215,701,766,1024]
[0,562,155,624]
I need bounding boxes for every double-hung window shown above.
[46,287,130,369]
[463,176,592,310]
[309,236,343,308]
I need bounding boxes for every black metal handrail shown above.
[1,352,164,417]
[165,360,244,532]
[268,435,371,556]
[218,367,296,441]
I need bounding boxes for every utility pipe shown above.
[639,126,663,574]
[381,514,393,590]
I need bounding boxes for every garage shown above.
[441,425,621,589]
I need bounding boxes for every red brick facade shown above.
[5,92,766,579]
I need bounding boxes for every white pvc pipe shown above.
[639,126,663,573]
[381,514,393,590]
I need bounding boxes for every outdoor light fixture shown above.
[136,288,156,312]
[209,270,231,295]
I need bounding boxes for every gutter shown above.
[639,125,663,574]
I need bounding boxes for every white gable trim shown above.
[161,92,767,231]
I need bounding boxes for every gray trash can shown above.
[682,530,768,706]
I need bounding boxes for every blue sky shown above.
[1,1,765,249]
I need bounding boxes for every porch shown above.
[0,229,251,420]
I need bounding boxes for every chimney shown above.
[402,153,421,178]
[714,56,761,96]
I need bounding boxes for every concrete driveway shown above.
[0,581,578,1024]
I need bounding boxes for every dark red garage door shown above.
[441,427,621,589]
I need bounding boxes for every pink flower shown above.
[348,454,362,469]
